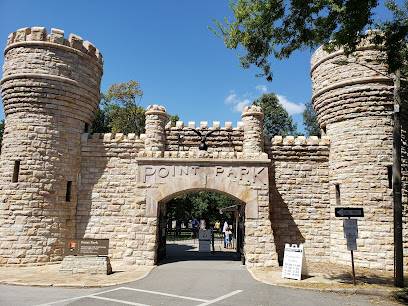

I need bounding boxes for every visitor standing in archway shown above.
[222,220,229,248]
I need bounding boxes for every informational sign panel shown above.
[282,244,304,281]
[335,207,364,218]
[346,237,357,251]
[198,229,212,252]
[343,219,358,238]
[343,219,358,251]
[198,229,211,241]
[65,239,109,256]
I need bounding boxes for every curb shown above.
[0,266,155,288]
[246,268,396,298]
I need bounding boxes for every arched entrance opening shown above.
[156,189,246,264]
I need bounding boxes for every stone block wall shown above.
[165,121,244,153]
[77,133,157,266]
[267,136,330,265]
[59,255,112,275]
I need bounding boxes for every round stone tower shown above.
[311,42,397,270]
[0,27,103,265]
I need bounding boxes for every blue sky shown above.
[0,0,399,133]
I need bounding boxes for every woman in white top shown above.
[222,221,229,248]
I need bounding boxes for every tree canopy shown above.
[215,0,408,80]
[166,191,236,224]
[91,80,145,135]
[254,93,297,137]
[303,101,321,137]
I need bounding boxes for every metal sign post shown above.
[337,207,363,286]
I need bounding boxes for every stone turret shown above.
[144,104,169,153]
[311,42,399,270]
[0,27,103,265]
[241,105,264,157]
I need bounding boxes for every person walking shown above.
[222,220,229,248]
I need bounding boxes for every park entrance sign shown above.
[0,27,405,274]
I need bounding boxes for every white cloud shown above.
[276,95,305,115]
[225,88,304,115]
[224,91,250,112]
[256,85,268,93]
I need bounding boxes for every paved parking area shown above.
[35,286,242,306]
[0,243,400,306]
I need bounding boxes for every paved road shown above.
[0,243,399,306]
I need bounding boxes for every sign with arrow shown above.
[335,207,364,218]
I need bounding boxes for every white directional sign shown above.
[282,244,304,281]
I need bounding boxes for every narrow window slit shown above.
[387,165,393,189]
[335,184,340,206]
[12,160,20,183]
[66,181,72,202]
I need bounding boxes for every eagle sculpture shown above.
[191,128,219,151]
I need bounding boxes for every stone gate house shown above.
[0,27,406,271]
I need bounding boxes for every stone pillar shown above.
[242,105,264,157]
[144,104,169,153]
[0,27,103,265]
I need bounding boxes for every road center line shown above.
[196,290,243,306]
[89,295,149,306]
[119,286,209,302]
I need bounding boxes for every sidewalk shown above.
[249,262,402,297]
[0,261,153,288]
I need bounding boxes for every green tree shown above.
[91,80,145,135]
[167,191,235,224]
[0,119,4,153]
[91,81,178,134]
[254,93,297,137]
[303,101,321,137]
[214,0,406,81]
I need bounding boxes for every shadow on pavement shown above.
[158,243,241,265]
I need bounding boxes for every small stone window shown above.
[335,184,340,206]
[65,181,72,202]
[387,165,393,189]
[12,160,20,183]
[84,123,89,133]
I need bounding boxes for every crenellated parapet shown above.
[267,136,330,161]
[311,39,392,128]
[1,27,103,123]
[165,120,245,153]
[5,27,103,64]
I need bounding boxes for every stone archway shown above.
[138,158,277,268]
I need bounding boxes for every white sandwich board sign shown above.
[282,243,304,281]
